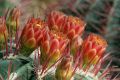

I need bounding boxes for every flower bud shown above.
[47,11,66,30]
[81,33,107,65]
[47,11,86,40]
[40,30,69,67]
[0,17,8,49]
[7,8,21,33]
[20,18,46,56]
[55,56,73,80]
[63,16,85,40]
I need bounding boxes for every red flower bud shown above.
[47,11,66,30]
[20,18,46,56]
[81,33,107,65]
[55,56,73,80]
[40,30,69,67]
[7,8,21,32]
[0,17,8,49]
[47,11,86,40]
[63,16,85,39]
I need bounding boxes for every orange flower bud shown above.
[20,18,46,56]
[55,56,73,80]
[47,11,66,30]
[63,16,85,40]
[0,17,8,49]
[47,11,86,40]
[40,30,69,67]
[7,8,21,32]
[81,33,107,65]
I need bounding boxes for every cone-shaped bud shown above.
[7,8,21,33]
[55,56,73,80]
[47,11,86,40]
[63,16,85,40]
[20,18,46,56]
[0,17,8,49]
[81,33,107,65]
[40,30,69,67]
[47,11,66,30]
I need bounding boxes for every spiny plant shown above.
[106,0,120,66]
[85,0,114,34]
[61,0,114,34]
[61,0,96,19]
[0,8,112,80]
[61,0,120,68]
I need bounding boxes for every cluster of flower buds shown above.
[40,30,69,67]
[47,11,86,56]
[47,11,85,40]
[0,17,8,49]
[18,10,108,79]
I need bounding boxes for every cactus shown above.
[61,0,120,68]
[106,0,120,66]
[85,0,114,34]
[0,8,113,80]
[61,0,96,18]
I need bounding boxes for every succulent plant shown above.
[106,0,120,67]
[61,0,120,69]
[0,8,112,80]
